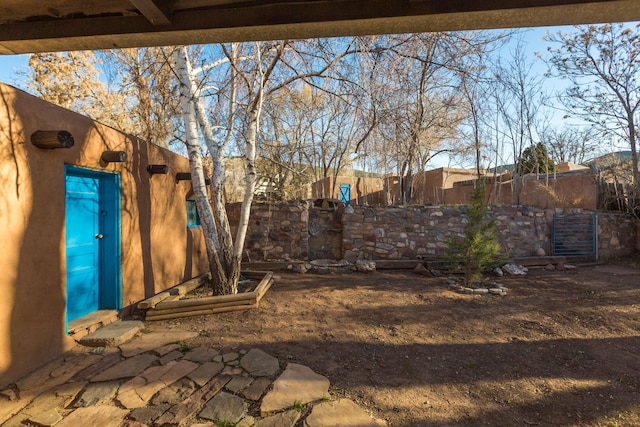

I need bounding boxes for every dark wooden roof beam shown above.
[0,0,639,54]
[129,0,173,26]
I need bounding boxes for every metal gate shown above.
[552,213,597,259]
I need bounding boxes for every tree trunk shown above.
[628,113,639,185]
[174,46,231,292]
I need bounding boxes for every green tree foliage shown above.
[515,142,556,175]
[447,181,504,286]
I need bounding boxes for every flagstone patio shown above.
[0,328,386,427]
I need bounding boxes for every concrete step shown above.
[78,320,145,348]
[68,310,119,341]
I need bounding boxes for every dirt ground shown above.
[149,257,640,427]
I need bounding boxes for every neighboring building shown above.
[0,83,209,388]
[311,168,482,206]
[224,157,311,202]
[556,162,590,172]
[444,169,598,209]
[311,176,386,205]
[311,165,599,210]
[411,168,481,205]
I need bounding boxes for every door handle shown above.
[95,233,104,239]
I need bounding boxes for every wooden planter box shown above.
[138,271,274,321]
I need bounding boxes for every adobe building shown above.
[411,168,481,205]
[312,175,386,205]
[0,83,209,388]
[444,169,598,209]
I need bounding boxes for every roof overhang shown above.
[1,0,639,54]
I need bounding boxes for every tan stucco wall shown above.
[444,173,598,210]
[411,168,480,205]
[311,176,385,205]
[0,83,208,388]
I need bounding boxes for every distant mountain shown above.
[584,151,632,170]
[487,164,515,174]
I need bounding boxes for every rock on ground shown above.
[260,363,330,415]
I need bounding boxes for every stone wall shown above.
[227,201,309,261]
[231,202,637,262]
[341,205,551,261]
[595,211,638,258]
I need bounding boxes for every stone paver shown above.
[151,378,197,405]
[187,361,224,387]
[154,375,231,426]
[73,381,120,407]
[222,352,239,363]
[3,381,87,427]
[119,330,198,357]
[91,354,158,382]
[237,416,256,427]
[225,376,253,393]
[183,345,219,363]
[2,336,379,427]
[240,348,280,377]
[71,351,122,381]
[199,391,248,423]
[117,359,198,408]
[304,398,381,427]
[254,409,301,427]
[128,404,170,424]
[1,353,100,422]
[26,407,64,426]
[242,377,272,401]
[152,343,182,357]
[260,363,330,414]
[56,405,129,427]
[0,389,17,401]
[159,350,184,365]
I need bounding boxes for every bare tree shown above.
[493,39,548,203]
[174,39,356,294]
[99,48,182,148]
[545,23,640,183]
[368,33,473,204]
[25,51,128,128]
[540,125,599,165]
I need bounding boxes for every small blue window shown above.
[186,199,201,228]
[339,183,351,205]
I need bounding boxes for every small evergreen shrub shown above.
[446,181,506,286]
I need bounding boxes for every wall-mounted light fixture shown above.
[176,172,210,185]
[101,150,127,163]
[30,130,74,149]
[147,164,169,175]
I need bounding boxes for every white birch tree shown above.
[173,39,351,294]
[174,45,243,295]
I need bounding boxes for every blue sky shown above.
[0,25,590,169]
[0,54,30,88]
[0,26,561,88]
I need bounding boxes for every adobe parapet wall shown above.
[236,202,637,262]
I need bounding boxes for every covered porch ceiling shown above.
[1,0,639,55]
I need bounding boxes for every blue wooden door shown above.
[65,173,101,322]
[339,183,351,205]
